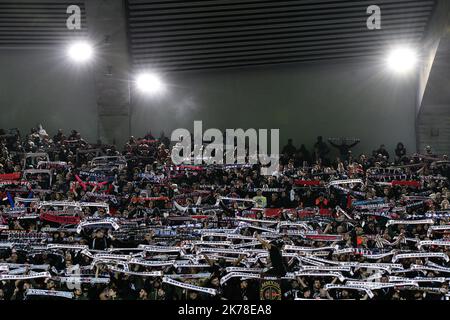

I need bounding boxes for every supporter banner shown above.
[2,207,27,214]
[200,233,229,239]
[427,225,450,236]
[40,212,81,225]
[304,234,343,241]
[220,272,261,285]
[220,197,255,203]
[226,234,256,241]
[354,203,391,210]
[37,161,70,169]
[172,191,210,201]
[297,256,326,266]
[198,185,216,190]
[162,276,217,296]
[79,202,109,211]
[47,244,88,250]
[333,248,355,255]
[332,185,366,197]
[76,219,119,233]
[108,267,163,277]
[132,196,170,202]
[295,271,345,281]
[359,252,396,260]
[386,219,434,227]
[197,247,248,255]
[352,199,385,206]
[249,188,285,193]
[328,179,363,187]
[410,264,450,273]
[41,227,77,233]
[390,180,421,187]
[94,253,131,261]
[403,196,431,201]
[25,289,73,299]
[165,273,211,280]
[172,165,205,171]
[38,201,82,209]
[0,272,51,280]
[56,276,110,285]
[354,211,393,219]
[417,240,450,249]
[345,281,418,289]
[294,180,321,186]
[264,208,283,218]
[128,259,176,268]
[369,174,415,181]
[354,263,402,273]
[421,175,448,182]
[277,221,310,229]
[220,163,254,170]
[139,245,182,253]
[240,224,278,234]
[284,245,337,252]
[389,276,446,283]
[1,263,49,271]
[225,267,264,273]
[17,214,40,220]
[85,192,118,203]
[236,217,278,225]
[0,180,31,187]
[0,172,21,180]
[15,197,40,204]
[406,212,450,219]
[79,171,111,180]
[138,172,165,183]
[392,252,450,263]
[75,174,109,191]
[404,201,425,209]
[173,262,211,268]
[189,240,232,247]
[325,284,374,299]
[232,241,261,249]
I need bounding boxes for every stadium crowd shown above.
[0,125,450,300]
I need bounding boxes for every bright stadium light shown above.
[136,72,165,95]
[387,47,418,74]
[67,41,94,63]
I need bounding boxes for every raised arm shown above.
[232,254,246,266]
[202,253,215,267]
[255,232,271,250]
[349,140,360,148]
[328,139,340,148]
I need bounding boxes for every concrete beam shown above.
[417,0,450,155]
[85,0,131,146]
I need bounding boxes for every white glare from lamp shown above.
[67,41,94,63]
[387,47,418,74]
[136,73,165,95]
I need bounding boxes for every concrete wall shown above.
[0,48,98,142]
[0,49,420,158]
[418,104,450,155]
[417,0,450,156]
[418,35,450,155]
[132,59,419,157]
[417,0,449,113]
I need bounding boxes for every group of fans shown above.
[0,125,450,300]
